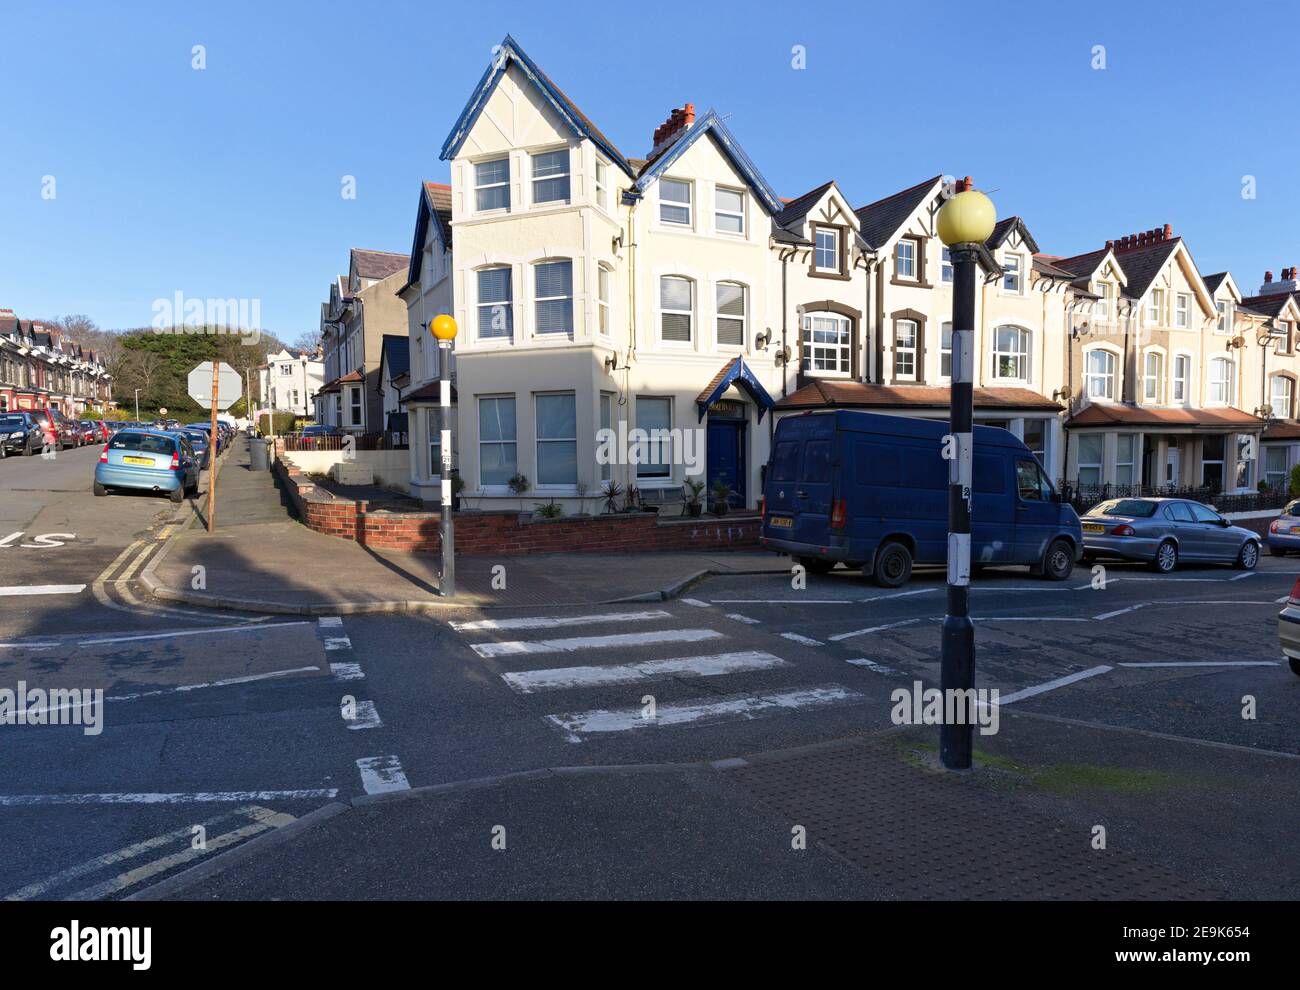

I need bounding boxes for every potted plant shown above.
[623,484,640,513]
[683,478,705,518]
[507,473,530,497]
[533,499,564,519]
[451,472,465,511]
[602,481,623,515]
[711,479,733,516]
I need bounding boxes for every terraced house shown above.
[375,36,1300,509]
[0,309,112,415]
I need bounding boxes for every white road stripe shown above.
[1230,572,1256,581]
[829,618,924,642]
[1094,604,1148,620]
[343,700,382,730]
[977,616,1090,623]
[779,632,824,646]
[330,662,365,681]
[318,616,344,628]
[450,609,669,632]
[471,628,724,659]
[67,811,295,901]
[680,598,712,608]
[0,789,337,806]
[76,621,309,647]
[1117,660,1279,668]
[0,584,86,597]
[545,683,864,740]
[710,599,861,605]
[323,636,352,651]
[846,658,899,674]
[357,755,409,794]
[995,665,1113,706]
[2,805,271,900]
[501,650,787,694]
[861,589,937,602]
[724,613,760,625]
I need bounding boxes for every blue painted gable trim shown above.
[440,36,634,178]
[697,358,776,422]
[630,109,783,216]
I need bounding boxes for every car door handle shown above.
[796,490,809,499]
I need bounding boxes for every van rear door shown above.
[1013,456,1058,563]
[764,416,837,548]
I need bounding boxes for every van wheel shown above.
[795,556,835,575]
[1040,539,1074,581]
[1150,540,1178,573]
[871,541,912,588]
[93,482,106,497]
[1235,541,1259,570]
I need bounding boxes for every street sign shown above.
[187,362,242,410]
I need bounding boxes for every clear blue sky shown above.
[2,0,1292,338]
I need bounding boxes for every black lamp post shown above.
[935,177,996,770]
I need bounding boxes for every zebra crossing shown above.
[448,607,866,742]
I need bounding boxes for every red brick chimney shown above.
[649,103,696,158]
[1265,270,1274,283]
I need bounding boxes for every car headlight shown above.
[8,432,23,439]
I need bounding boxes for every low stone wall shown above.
[271,443,411,494]
[274,454,759,555]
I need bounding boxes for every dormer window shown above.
[1278,320,1292,355]
[715,187,745,235]
[815,228,841,273]
[474,158,510,212]
[1002,254,1022,293]
[1147,289,1162,325]
[1095,283,1110,321]
[660,179,692,226]
[1175,293,1190,328]
[941,248,953,283]
[894,239,916,280]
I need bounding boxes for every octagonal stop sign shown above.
[187,362,243,410]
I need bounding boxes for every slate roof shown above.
[773,180,836,230]
[1202,272,1229,296]
[381,334,410,381]
[853,175,942,250]
[1111,237,1181,300]
[1237,293,1296,319]
[351,248,409,282]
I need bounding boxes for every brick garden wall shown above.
[274,455,760,555]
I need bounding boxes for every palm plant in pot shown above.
[683,477,705,518]
[710,479,733,516]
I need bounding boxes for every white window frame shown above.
[1208,356,1234,405]
[1142,351,1163,403]
[476,266,514,341]
[816,228,841,273]
[940,322,953,380]
[347,385,363,429]
[1216,300,1230,334]
[597,265,612,336]
[1175,293,1190,329]
[1077,434,1104,487]
[894,319,918,382]
[941,248,953,283]
[635,395,673,483]
[1272,375,1294,419]
[594,158,608,211]
[1002,254,1023,293]
[534,391,578,490]
[474,157,510,213]
[1146,288,1162,325]
[533,260,573,336]
[802,312,851,378]
[1115,434,1137,487]
[715,281,746,348]
[894,238,916,280]
[599,391,614,484]
[714,187,745,236]
[1085,348,1116,400]
[659,178,692,226]
[1095,282,1110,322]
[659,276,693,343]
[426,408,441,480]
[530,147,570,206]
[991,325,1031,382]
[1173,353,1190,403]
[477,395,518,492]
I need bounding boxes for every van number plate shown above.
[769,516,793,529]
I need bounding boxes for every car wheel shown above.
[1269,545,1288,557]
[1235,540,1259,570]
[0,444,6,459]
[168,486,184,504]
[1290,656,1300,678]
[871,541,913,588]
[795,555,835,575]
[1150,539,1178,574]
[93,482,106,497]
[1040,539,1074,581]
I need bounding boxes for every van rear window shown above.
[110,432,175,455]
[803,441,831,483]
[771,441,800,482]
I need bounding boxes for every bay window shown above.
[531,149,570,205]
[477,267,513,340]
[478,396,517,488]
[535,392,577,487]
[802,313,851,376]
[474,158,510,212]
[534,260,573,335]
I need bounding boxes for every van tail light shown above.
[98,444,108,464]
[1111,524,1136,537]
[759,496,766,518]
[830,498,847,530]
[170,450,181,471]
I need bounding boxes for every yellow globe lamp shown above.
[430,314,459,342]
[937,188,996,247]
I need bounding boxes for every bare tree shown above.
[292,328,322,355]
[118,348,163,405]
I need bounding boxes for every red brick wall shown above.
[274,456,759,555]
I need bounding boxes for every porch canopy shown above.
[1065,403,1263,434]
[774,379,1061,413]
[696,357,775,422]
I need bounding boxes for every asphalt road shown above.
[1,445,1297,899]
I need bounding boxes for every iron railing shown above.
[279,432,407,452]
[1059,481,1291,515]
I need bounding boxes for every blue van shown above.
[760,410,1082,587]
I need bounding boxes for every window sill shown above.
[890,277,933,289]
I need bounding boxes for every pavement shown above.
[141,437,789,613]
[2,434,1297,902]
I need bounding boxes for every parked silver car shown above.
[1080,497,1260,573]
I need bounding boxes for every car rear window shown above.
[110,432,175,455]
[1108,499,1158,517]
[0,415,26,429]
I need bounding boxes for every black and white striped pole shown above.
[430,314,458,597]
[936,177,995,770]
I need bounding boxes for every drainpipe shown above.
[780,249,789,397]
[1121,303,1132,403]
[863,254,872,384]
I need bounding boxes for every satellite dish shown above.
[1056,386,1073,401]
[1232,335,1246,348]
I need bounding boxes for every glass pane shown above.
[532,150,567,177]
[481,443,517,486]
[716,213,743,233]
[1079,435,1103,464]
[533,175,570,203]
[661,204,690,224]
[476,185,509,211]
[716,188,743,213]
[536,394,576,439]
[535,261,572,298]
[538,441,577,485]
[638,397,670,432]
[661,179,690,204]
[475,158,509,185]
[478,267,510,304]
[479,397,516,442]
[716,283,745,316]
[717,317,744,346]
[661,277,691,310]
[535,298,572,334]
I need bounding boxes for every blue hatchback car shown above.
[94,429,199,503]
[761,410,1083,586]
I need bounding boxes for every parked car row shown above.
[0,408,126,457]
[92,421,235,503]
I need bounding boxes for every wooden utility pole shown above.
[207,359,219,532]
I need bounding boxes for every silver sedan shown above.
[1079,497,1260,574]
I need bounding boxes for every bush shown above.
[1290,464,1300,497]
[257,411,296,435]
[533,500,564,519]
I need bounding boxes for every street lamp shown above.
[133,388,141,422]
[430,314,458,597]
[936,177,996,771]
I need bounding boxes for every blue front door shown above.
[707,420,745,507]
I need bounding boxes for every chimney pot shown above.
[1266,270,1274,283]
[1105,240,1114,250]
[1163,223,1172,240]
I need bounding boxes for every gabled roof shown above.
[1112,237,1181,301]
[853,175,943,250]
[351,248,408,282]
[1238,292,1300,321]
[626,108,783,215]
[400,181,453,294]
[1202,272,1229,296]
[380,334,410,381]
[440,35,635,178]
[986,216,1039,256]
[773,180,836,229]
[1033,255,1083,282]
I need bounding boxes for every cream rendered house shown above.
[427,36,786,512]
